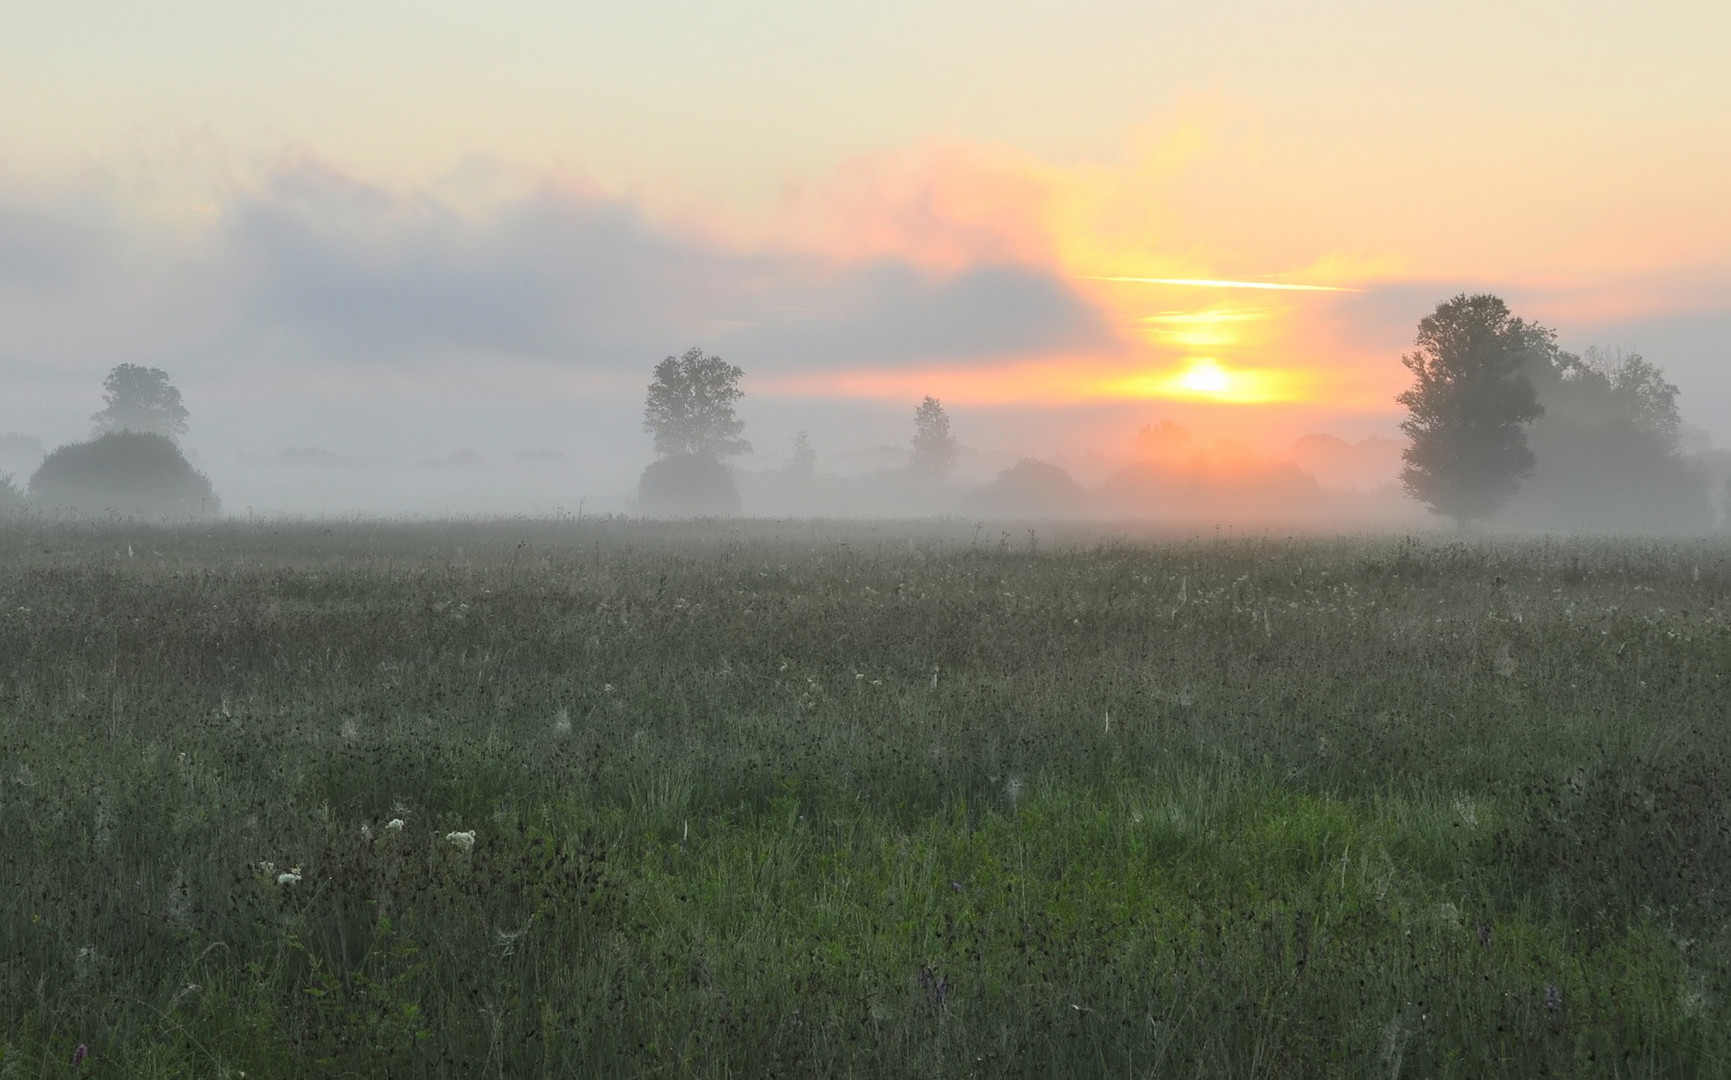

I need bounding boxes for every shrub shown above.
[637,453,741,516]
[971,457,1089,516]
[28,431,220,517]
[0,473,24,516]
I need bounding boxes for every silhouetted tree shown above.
[1569,347,1680,442]
[910,396,959,476]
[30,431,218,517]
[639,348,748,515]
[642,348,750,459]
[92,364,190,438]
[787,430,817,477]
[1513,345,1712,531]
[1396,294,1547,525]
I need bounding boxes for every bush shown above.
[637,453,741,516]
[28,431,220,518]
[970,457,1089,516]
[0,473,24,516]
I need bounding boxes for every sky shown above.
[2,0,1728,507]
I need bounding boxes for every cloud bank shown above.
[0,160,1115,384]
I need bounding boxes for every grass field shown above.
[2,518,1729,1077]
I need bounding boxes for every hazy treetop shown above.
[92,364,189,439]
[643,348,751,460]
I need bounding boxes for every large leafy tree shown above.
[1396,294,1547,525]
[1512,345,1711,530]
[92,364,190,439]
[910,396,959,476]
[642,348,750,460]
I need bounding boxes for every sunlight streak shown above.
[1087,276,1356,292]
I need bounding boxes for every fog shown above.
[2,164,1729,530]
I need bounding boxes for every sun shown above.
[1177,360,1232,395]
[1094,359,1302,404]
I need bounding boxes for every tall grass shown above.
[1,518,1727,1076]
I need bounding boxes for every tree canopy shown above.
[92,364,190,438]
[1512,345,1710,531]
[910,396,959,476]
[787,430,816,477]
[1396,294,1547,524]
[642,348,750,460]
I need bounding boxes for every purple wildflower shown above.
[1476,924,1492,950]
[72,1043,89,1067]
[1545,984,1562,1014]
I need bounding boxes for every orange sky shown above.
[3,0,1729,466]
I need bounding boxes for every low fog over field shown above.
[4,318,1727,532]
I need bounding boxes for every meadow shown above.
[1,517,1728,1077]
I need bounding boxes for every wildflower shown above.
[277,868,302,886]
[1544,983,1562,1014]
[385,818,405,832]
[72,1043,88,1067]
[1476,924,1492,950]
[446,830,476,851]
[359,823,373,842]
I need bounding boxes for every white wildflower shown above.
[277,867,302,886]
[74,945,102,982]
[551,708,572,737]
[385,818,405,832]
[445,830,476,851]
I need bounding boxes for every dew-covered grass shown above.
[1,518,1728,1076]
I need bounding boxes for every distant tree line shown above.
[635,346,966,515]
[4,309,1717,529]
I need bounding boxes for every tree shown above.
[1572,347,1680,444]
[1396,294,1547,525]
[910,396,959,476]
[642,348,750,460]
[787,430,817,477]
[1510,345,1711,531]
[92,364,190,439]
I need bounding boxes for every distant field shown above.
[2,518,1728,1077]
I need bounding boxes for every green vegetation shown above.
[2,519,1728,1077]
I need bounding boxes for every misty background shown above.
[2,165,1728,525]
